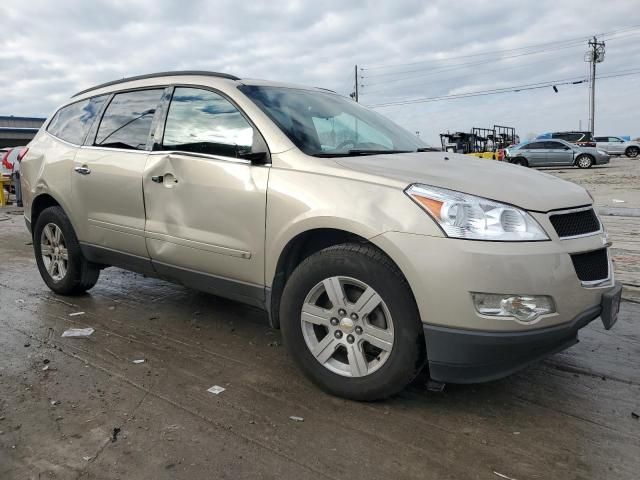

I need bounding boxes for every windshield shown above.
[238,85,428,156]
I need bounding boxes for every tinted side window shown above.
[594,137,606,142]
[47,96,107,145]
[545,141,567,150]
[162,87,254,158]
[608,137,622,142]
[525,142,545,150]
[95,89,164,150]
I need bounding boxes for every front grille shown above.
[549,208,600,238]
[570,249,609,282]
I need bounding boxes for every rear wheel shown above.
[576,155,594,169]
[626,146,639,158]
[33,206,100,295]
[280,243,425,401]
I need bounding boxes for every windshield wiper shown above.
[416,147,440,152]
[313,149,413,157]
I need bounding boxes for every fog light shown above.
[472,293,555,323]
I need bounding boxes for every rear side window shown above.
[525,142,545,149]
[47,96,107,145]
[161,87,254,158]
[95,89,164,150]
[594,137,606,142]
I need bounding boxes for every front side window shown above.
[525,142,545,150]
[95,89,164,150]
[608,137,622,142]
[161,87,254,158]
[239,85,427,156]
[545,141,567,150]
[47,95,107,145]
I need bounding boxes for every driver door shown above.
[143,86,270,306]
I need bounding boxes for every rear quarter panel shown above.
[22,132,77,228]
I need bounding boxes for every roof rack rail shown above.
[72,71,240,98]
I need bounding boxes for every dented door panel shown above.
[142,152,268,286]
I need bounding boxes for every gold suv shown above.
[20,71,621,400]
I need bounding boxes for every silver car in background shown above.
[506,139,610,168]
[594,136,640,158]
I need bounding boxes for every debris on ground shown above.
[50,400,60,406]
[132,359,146,364]
[15,299,25,304]
[69,311,85,317]
[61,328,94,338]
[23,343,30,347]
[43,359,50,364]
[82,456,92,462]
[42,365,49,371]
[111,427,121,442]
[612,199,626,203]
[207,385,226,395]
[493,471,518,480]
[289,416,304,422]
[632,412,639,419]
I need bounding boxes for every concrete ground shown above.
[1,157,639,480]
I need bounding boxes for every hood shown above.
[336,152,591,212]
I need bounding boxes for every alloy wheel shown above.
[40,223,68,282]
[300,276,394,377]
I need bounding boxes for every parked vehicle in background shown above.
[594,136,640,157]
[505,139,609,168]
[1,148,11,179]
[537,131,596,147]
[19,71,621,401]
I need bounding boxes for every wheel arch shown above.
[267,227,416,329]
[31,193,65,236]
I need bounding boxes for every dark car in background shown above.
[536,131,596,147]
[505,139,609,168]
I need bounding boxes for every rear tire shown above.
[576,155,594,169]
[33,206,100,295]
[280,243,425,401]
[626,146,639,158]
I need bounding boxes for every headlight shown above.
[405,184,549,241]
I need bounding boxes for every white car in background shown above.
[594,136,640,158]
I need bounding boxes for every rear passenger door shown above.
[142,86,269,305]
[71,88,166,259]
[520,142,547,166]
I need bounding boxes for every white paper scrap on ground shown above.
[132,359,145,364]
[69,312,85,317]
[612,199,626,203]
[207,385,226,395]
[289,416,304,422]
[61,328,95,338]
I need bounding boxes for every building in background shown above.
[0,115,45,148]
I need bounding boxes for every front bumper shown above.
[371,227,619,382]
[425,282,621,383]
[425,306,591,383]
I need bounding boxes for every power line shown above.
[362,24,640,71]
[365,69,640,108]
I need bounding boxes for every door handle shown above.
[74,166,91,175]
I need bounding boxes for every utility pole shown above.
[585,36,605,134]
[354,65,359,103]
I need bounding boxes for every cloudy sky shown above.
[1,0,639,145]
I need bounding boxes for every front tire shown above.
[626,146,639,158]
[280,243,425,401]
[33,206,100,295]
[576,155,594,169]
[512,157,528,167]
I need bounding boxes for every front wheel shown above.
[576,155,594,169]
[626,146,639,158]
[512,157,528,167]
[280,243,425,401]
[33,206,100,295]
